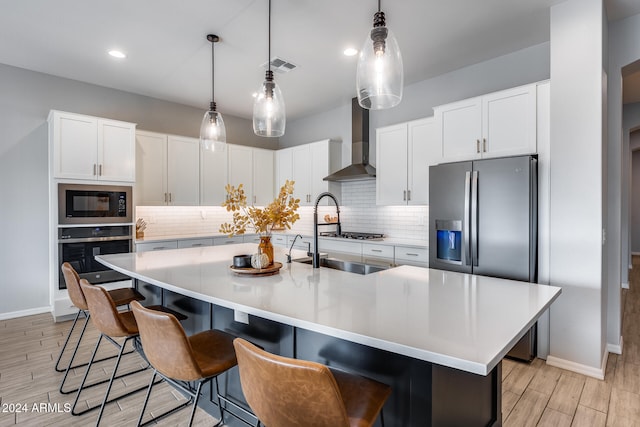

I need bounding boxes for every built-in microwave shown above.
[58,183,132,225]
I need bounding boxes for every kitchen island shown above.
[96,243,561,427]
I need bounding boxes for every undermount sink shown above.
[293,257,389,275]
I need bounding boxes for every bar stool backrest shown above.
[233,338,350,427]
[130,301,203,382]
[61,262,88,311]
[79,279,135,338]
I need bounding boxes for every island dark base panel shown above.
[135,282,502,427]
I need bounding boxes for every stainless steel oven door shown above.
[58,183,132,225]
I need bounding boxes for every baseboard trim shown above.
[622,282,630,289]
[607,336,623,355]
[546,354,605,380]
[0,306,51,321]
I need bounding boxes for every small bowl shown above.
[233,255,252,268]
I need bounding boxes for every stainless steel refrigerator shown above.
[429,155,537,361]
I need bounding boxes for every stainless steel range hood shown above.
[323,98,375,182]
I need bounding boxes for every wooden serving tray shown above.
[229,262,283,276]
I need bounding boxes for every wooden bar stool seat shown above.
[233,337,391,427]
[56,262,146,394]
[131,300,238,427]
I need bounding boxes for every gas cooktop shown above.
[319,231,384,240]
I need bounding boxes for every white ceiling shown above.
[1,0,639,121]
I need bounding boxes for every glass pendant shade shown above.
[356,22,403,110]
[200,34,226,151]
[253,72,286,137]
[200,102,226,151]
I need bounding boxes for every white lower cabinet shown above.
[177,238,213,249]
[394,246,429,267]
[271,234,288,248]
[317,239,363,263]
[214,236,244,246]
[362,244,394,267]
[136,241,178,252]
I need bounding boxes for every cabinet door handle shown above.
[93,164,97,176]
[98,164,103,176]
[169,193,172,203]
[164,193,168,203]
[476,139,480,153]
[407,190,411,201]
[403,190,406,201]
[483,138,487,152]
[254,195,257,204]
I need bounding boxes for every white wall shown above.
[280,43,551,168]
[0,63,270,319]
[607,12,640,355]
[546,0,606,377]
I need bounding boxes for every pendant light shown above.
[253,0,285,137]
[356,0,403,110]
[200,34,226,151]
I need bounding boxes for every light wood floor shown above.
[1,260,640,426]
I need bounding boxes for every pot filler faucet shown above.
[313,192,341,268]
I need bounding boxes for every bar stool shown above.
[72,279,184,425]
[233,337,391,427]
[56,262,146,394]
[130,301,237,427]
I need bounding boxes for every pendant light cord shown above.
[211,38,215,106]
[378,0,381,12]
[268,0,271,73]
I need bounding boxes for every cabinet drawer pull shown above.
[476,139,480,153]
[191,244,203,247]
[406,253,419,256]
[225,240,236,244]
[483,138,487,152]
[371,249,382,253]
[153,247,166,251]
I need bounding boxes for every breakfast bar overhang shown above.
[96,243,561,427]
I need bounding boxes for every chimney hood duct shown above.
[323,98,376,182]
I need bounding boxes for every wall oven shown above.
[58,225,132,289]
[58,183,132,224]
[57,183,133,290]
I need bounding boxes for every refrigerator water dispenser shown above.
[435,220,462,264]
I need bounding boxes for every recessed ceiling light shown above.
[108,50,126,59]
[343,48,358,57]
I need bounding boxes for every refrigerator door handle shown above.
[464,171,471,265]
[471,170,479,266]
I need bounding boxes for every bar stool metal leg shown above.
[54,309,88,372]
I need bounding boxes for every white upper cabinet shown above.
[200,145,227,206]
[135,131,199,206]
[253,148,275,206]
[435,83,538,163]
[228,145,274,206]
[167,135,200,206]
[376,117,439,205]
[277,139,341,206]
[49,110,135,182]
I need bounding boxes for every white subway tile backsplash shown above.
[137,181,429,242]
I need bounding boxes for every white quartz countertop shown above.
[96,243,560,375]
